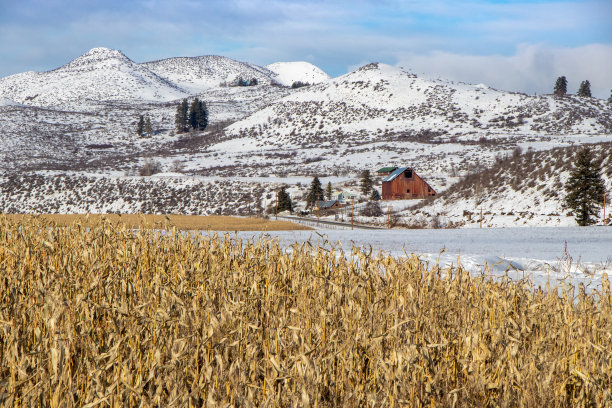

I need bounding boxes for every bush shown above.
[139,159,162,176]
[360,201,383,217]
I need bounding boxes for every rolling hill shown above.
[265,61,331,86]
[142,55,277,94]
[225,62,611,149]
[0,47,189,107]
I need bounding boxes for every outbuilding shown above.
[315,200,342,210]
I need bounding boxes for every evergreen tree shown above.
[564,147,607,226]
[188,98,209,131]
[175,99,188,133]
[198,100,209,131]
[291,81,310,89]
[144,116,153,136]
[277,187,292,213]
[370,189,381,201]
[360,170,373,197]
[553,76,567,96]
[136,115,145,137]
[326,182,333,201]
[607,90,612,104]
[577,80,592,97]
[188,98,199,130]
[306,177,325,209]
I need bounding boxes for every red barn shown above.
[381,167,436,200]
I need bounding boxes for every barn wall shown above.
[382,170,436,200]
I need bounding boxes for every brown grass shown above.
[1,213,310,231]
[0,216,610,406]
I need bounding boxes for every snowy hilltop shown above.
[265,61,331,86]
[0,47,189,107]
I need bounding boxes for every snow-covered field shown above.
[234,226,612,291]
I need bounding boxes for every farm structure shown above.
[381,167,436,200]
[376,167,398,176]
[315,200,342,210]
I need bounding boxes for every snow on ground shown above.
[233,226,612,291]
[265,61,330,86]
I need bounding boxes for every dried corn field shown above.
[1,214,310,231]
[0,217,611,407]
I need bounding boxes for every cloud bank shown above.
[0,0,610,98]
[396,44,612,99]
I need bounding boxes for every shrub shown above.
[139,159,162,176]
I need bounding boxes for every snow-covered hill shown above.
[226,63,611,148]
[0,47,189,107]
[143,55,277,94]
[266,61,330,86]
[408,142,612,228]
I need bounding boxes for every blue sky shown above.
[1,0,611,97]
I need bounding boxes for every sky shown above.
[0,0,611,98]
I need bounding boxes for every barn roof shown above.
[376,166,397,173]
[316,200,339,209]
[382,167,409,182]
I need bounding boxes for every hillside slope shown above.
[0,47,189,108]
[142,56,277,94]
[226,63,611,149]
[265,61,330,86]
[411,143,612,228]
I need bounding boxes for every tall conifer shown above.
[175,99,188,132]
[137,115,145,137]
[306,177,324,208]
[564,147,607,226]
[277,187,292,213]
[360,170,373,196]
[553,76,567,96]
[577,80,592,97]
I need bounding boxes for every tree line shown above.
[174,98,209,133]
[554,76,593,97]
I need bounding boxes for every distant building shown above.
[381,167,436,200]
[376,166,397,176]
[315,200,342,210]
[331,191,357,203]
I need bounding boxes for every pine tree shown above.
[564,147,607,226]
[188,98,209,131]
[175,99,188,133]
[360,170,373,197]
[136,115,145,137]
[198,101,209,131]
[189,98,200,130]
[577,80,592,97]
[553,76,567,96]
[607,90,612,104]
[277,187,292,213]
[306,177,324,209]
[144,116,153,136]
[326,182,333,201]
[370,189,381,201]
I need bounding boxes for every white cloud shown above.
[396,44,612,99]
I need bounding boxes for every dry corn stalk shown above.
[0,215,610,407]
